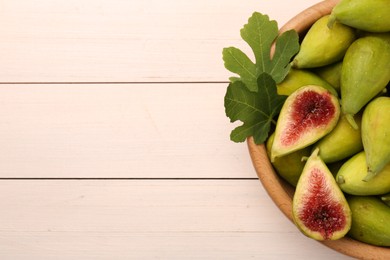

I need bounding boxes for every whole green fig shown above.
[292,15,356,69]
[313,114,362,163]
[348,196,390,246]
[336,151,390,196]
[277,68,338,97]
[340,35,390,129]
[329,0,390,32]
[361,97,390,180]
[314,61,342,92]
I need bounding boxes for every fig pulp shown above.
[271,85,340,161]
[293,149,351,240]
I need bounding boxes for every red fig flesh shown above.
[271,85,340,161]
[293,148,351,240]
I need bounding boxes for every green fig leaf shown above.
[270,30,300,83]
[223,12,300,91]
[224,73,287,144]
[223,47,257,91]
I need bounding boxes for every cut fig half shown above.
[271,85,340,161]
[292,148,351,241]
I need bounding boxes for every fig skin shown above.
[292,148,351,241]
[271,85,340,161]
[313,113,363,163]
[361,97,390,180]
[277,68,338,97]
[336,151,390,196]
[348,196,390,247]
[266,133,310,186]
[340,36,390,129]
[292,15,356,69]
[313,61,342,92]
[328,0,390,33]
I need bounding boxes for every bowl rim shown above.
[247,0,390,259]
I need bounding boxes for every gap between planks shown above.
[0,81,230,85]
[0,177,258,180]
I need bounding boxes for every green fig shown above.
[336,151,390,196]
[359,32,390,44]
[266,133,311,186]
[329,0,390,33]
[292,15,356,69]
[313,61,342,92]
[277,68,338,97]
[348,196,390,246]
[340,36,390,129]
[313,113,362,163]
[292,148,351,240]
[361,97,390,180]
[271,85,340,161]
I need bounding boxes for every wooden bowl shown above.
[247,0,390,259]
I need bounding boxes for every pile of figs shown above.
[267,0,390,246]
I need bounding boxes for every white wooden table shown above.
[0,1,355,259]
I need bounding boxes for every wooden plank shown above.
[0,83,255,178]
[0,0,320,82]
[0,180,353,259]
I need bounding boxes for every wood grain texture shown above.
[0,83,255,178]
[0,0,364,259]
[0,0,320,82]
[0,180,353,259]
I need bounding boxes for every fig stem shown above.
[327,13,336,29]
[382,196,390,201]
[345,114,359,130]
[336,175,345,184]
[363,170,377,182]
